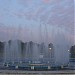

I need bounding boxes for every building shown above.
[0,42,4,62]
[69,45,75,69]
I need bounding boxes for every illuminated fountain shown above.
[3,24,55,70]
[2,24,73,70]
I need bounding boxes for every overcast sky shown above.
[0,0,74,45]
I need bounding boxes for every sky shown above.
[0,0,74,45]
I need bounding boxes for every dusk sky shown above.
[0,0,74,45]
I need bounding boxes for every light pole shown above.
[48,47,52,64]
[67,49,70,67]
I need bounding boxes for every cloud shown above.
[12,0,74,32]
[42,0,50,3]
[0,0,74,43]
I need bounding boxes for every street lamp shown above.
[68,50,70,52]
[67,49,70,66]
[49,48,51,50]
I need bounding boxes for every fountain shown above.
[4,40,22,63]
[0,23,73,70]
[3,31,55,70]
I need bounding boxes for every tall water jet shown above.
[38,23,55,65]
[4,42,10,62]
[53,26,71,66]
[4,40,22,63]
[32,43,40,63]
